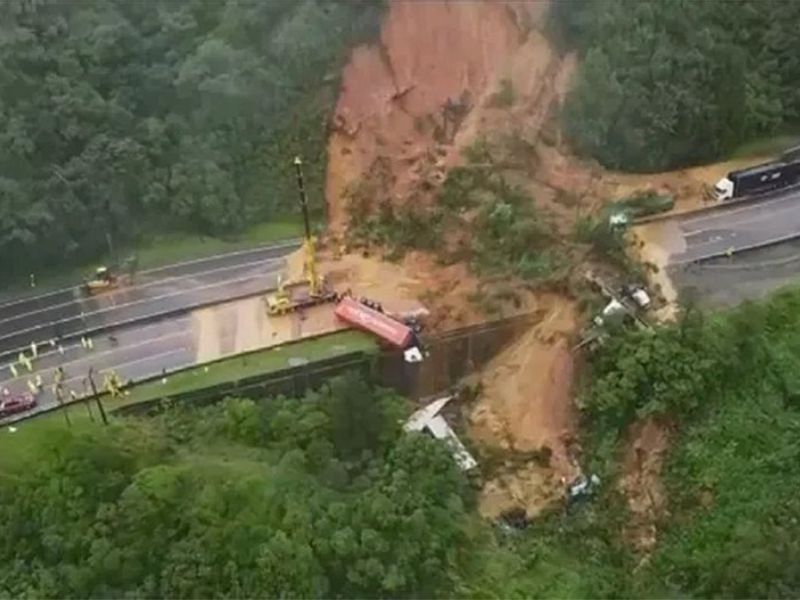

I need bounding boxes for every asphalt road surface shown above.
[0,315,197,423]
[669,238,800,307]
[0,242,299,356]
[668,189,800,265]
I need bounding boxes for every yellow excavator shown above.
[265,157,338,316]
[82,266,119,295]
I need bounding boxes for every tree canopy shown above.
[0,373,470,598]
[0,0,382,279]
[555,0,800,171]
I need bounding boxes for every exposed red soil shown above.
[618,418,672,558]
[322,0,702,524]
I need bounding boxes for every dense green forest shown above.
[555,0,800,171]
[0,0,382,279]
[0,375,471,597]
[6,286,800,597]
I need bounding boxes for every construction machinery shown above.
[265,157,339,316]
[82,266,119,295]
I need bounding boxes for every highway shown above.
[0,315,198,422]
[667,189,800,265]
[670,238,800,307]
[0,289,341,423]
[0,242,299,357]
[0,240,307,422]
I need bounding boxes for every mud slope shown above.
[472,298,582,519]
[327,1,551,233]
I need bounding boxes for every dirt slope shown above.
[619,418,671,559]
[323,0,725,522]
[471,298,582,518]
[327,1,552,232]
[325,0,588,518]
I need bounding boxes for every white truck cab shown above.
[713,176,734,201]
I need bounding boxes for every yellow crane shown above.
[265,157,338,316]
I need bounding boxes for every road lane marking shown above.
[0,256,282,326]
[682,191,800,229]
[0,289,73,311]
[671,232,800,266]
[0,239,299,313]
[140,239,299,275]
[1,317,189,366]
[57,348,189,391]
[0,265,283,347]
[682,202,800,236]
[0,329,191,388]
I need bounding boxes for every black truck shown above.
[714,158,800,201]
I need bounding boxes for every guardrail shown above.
[114,351,376,417]
[8,309,543,426]
[671,232,800,267]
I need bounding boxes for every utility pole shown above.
[55,384,71,427]
[293,156,312,240]
[87,367,108,425]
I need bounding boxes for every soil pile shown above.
[619,418,672,559]
[470,299,582,518]
[322,0,723,521]
[326,1,553,234]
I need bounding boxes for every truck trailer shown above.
[714,158,800,201]
[334,297,415,349]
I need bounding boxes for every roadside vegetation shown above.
[0,0,383,284]
[554,0,800,171]
[346,139,570,286]
[0,374,470,597]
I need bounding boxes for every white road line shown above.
[672,232,800,266]
[0,239,299,312]
[58,348,189,390]
[0,266,283,346]
[0,288,71,311]
[5,317,189,366]
[140,239,299,275]
[682,193,800,229]
[683,203,800,237]
[0,329,190,388]
[683,233,738,251]
[1,256,282,326]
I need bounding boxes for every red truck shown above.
[334,297,415,349]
